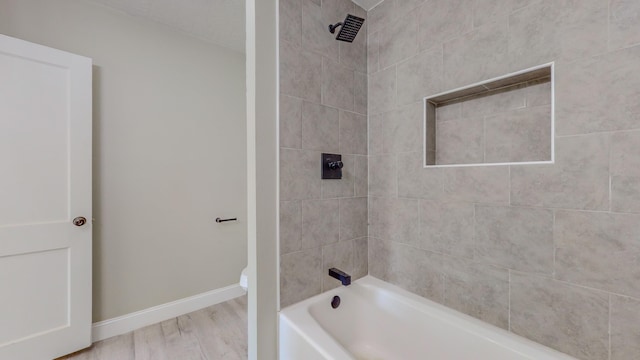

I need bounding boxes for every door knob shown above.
[73,217,87,226]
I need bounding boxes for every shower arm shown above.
[328,22,343,34]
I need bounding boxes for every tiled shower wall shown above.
[367,1,640,360]
[279,0,369,307]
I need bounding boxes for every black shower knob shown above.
[328,161,343,170]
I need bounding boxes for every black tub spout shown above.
[328,268,351,286]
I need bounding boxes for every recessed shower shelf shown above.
[423,63,555,168]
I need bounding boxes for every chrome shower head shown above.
[328,14,365,43]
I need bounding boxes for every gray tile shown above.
[484,105,552,163]
[369,154,397,197]
[367,31,379,74]
[369,197,420,248]
[369,65,397,115]
[508,0,608,71]
[368,113,384,155]
[368,0,394,34]
[393,0,427,20]
[339,111,367,155]
[510,273,609,360]
[555,210,640,299]
[511,133,610,210]
[611,176,640,214]
[418,0,474,51]
[354,71,367,115]
[443,21,508,90]
[322,57,355,111]
[475,205,553,274]
[280,148,322,201]
[280,40,322,103]
[555,46,640,135]
[280,248,322,307]
[397,151,444,200]
[280,0,302,47]
[443,256,509,329]
[301,0,338,60]
[301,199,339,249]
[383,102,423,154]
[525,80,551,107]
[321,154,355,198]
[611,294,640,360]
[353,237,368,279]
[339,19,367,73]
[354,155,368,197]
[397,48,443,107]
[473,0,511,28]
[280,201,301,254]
[611,130,640,177]
[420,200,474,258]
[280,95,302,149]
[322,240,354,291]
[321,0,354,25]
[435,117,484,165]
[369,237,444,303]
[340,197,368,241]
[378,12,418,69]
[443,166,510,204]
[435,103,462,122]
[301,101,339,152]
[609,0,640,51]
[460,86,526,119]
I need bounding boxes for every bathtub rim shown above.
[279,275,577,360]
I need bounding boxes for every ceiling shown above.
[90,0,380,54]
[90,0,245,53]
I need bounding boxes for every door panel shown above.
[0,34,92,360]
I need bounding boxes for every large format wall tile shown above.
[510,133,610,210]
[472,0,512,28]
[397,151,443,199]
[353,237,368,279]
[436,117,484,164]
[280,201,301,255]
[301,199,340,249]
[508,0,608,71]
[555,46,640,135]
[369,65,396,115]
[443,256,509,329]
[383,102,423,154]
[369,154,397,197]
[484,105,551,163]
[339,197,368,241]
[611,176,640,214]
[443,21,508,89]
[280,0,302,46]
[280,95,302,149]
[555,210,640,299]
[322,57,355,111]
[443,166,510,204]
[280,40,322,103]
[280,248,322,308]
[611,295,640,360]
[369,238,444,303]
[609,0,640,51]
[418,0,474,52]
[611,130,640,177]
[339,111,367,155]
[301,0,338,61]
[354,71,368,115]
[510,273,609,360]
[354,155,368,197]
[301,101,339,152]
[475,205,553,274]
[460,86,526,119]
[280,148,322,201]
[378,12,418,69]
[369,197,420,247]
[397,47,443,106]
[367,31,379,74]
[420,201,474,258]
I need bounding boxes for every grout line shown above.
[608,293,612,360]
[508,269,511,332]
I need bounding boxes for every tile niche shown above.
[424,64,554,167]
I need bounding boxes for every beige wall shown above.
[367,1,640,359]
[0,0,247,322]
[278,0,369,308]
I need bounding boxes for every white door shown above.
[0,34,92,360]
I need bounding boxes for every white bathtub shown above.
[279,276,576,360]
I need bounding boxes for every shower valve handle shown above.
[328,161,343,170]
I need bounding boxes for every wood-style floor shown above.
[57,296,247,360]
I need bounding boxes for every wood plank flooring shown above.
[57,296,247,360]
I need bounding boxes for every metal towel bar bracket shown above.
[215,217,238,223]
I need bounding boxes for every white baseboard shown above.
[91,284,246,342]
